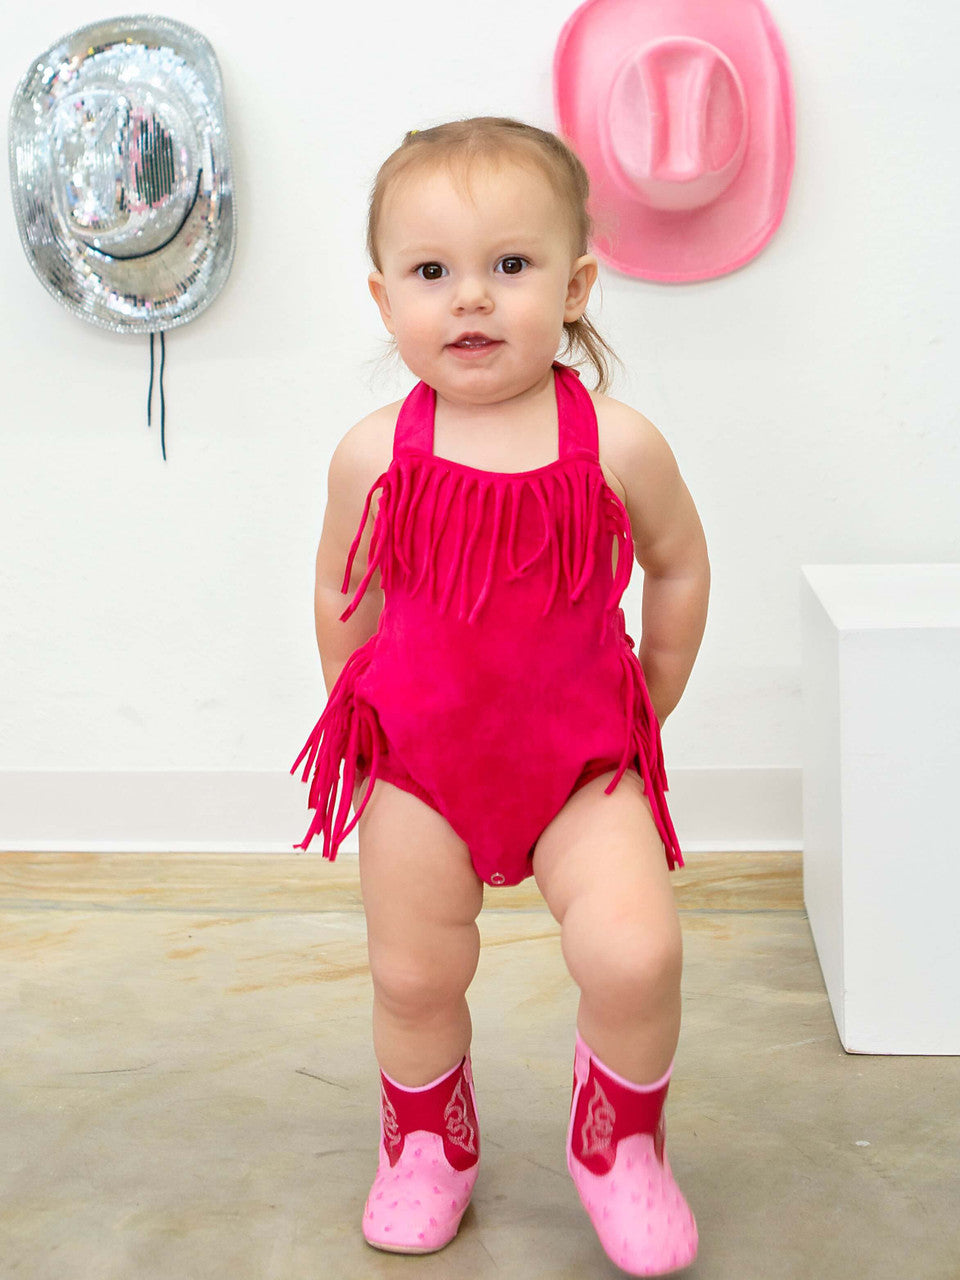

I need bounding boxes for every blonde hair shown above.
[366,117,621,394]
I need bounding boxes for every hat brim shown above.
[554,0,795,282]
[9,16,236,332]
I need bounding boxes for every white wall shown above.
[1,0,957,851]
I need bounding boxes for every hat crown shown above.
[51,88,199,258]
[603,37,748,212]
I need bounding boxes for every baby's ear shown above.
[368,272,395,334]
[564,254,599,322]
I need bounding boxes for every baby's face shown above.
[369,159,597,408]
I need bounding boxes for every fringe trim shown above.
[338,455,632,626]
[290,636,381,859]
[290,615,683,869]
[608,639,684,870]
[294,451,679,866]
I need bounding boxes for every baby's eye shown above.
[496,256,528,275]
[416,262,447,281]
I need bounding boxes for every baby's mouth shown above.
[450,333,500,348]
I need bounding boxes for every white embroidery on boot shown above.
[443,1077,477,1154]
[381,1086,402,1157]
[580,1080,616,1159]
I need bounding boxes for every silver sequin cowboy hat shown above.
[9,14,236,333]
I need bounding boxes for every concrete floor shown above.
[1,850,958,1280]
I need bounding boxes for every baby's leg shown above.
[532,768,682,1083]
[351,778,483,1255]
[352,778,484,1086]
[533,770,697,1275]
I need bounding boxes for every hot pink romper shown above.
[292,362,682,887]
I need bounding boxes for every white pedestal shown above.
[801,565,960,1054]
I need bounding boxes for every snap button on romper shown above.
[292,363,682,886]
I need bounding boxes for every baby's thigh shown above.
[532,772,682,999]
[352,777,483,957]
[532,769,677,932]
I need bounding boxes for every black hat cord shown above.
[147,331,167,461]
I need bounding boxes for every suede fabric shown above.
[292,363,681,884]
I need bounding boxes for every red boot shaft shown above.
[379,1057,479,1172]
[570,1047,668,1174]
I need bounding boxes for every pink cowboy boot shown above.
[363,1055,480,1254]
[567,1033,698,1277]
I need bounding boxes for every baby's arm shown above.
[313,407,395,696]
[597,398,710,725]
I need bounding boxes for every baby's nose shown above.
[452,275,493,312]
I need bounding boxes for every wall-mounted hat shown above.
[554,0,794,282]
[9,14,235,333]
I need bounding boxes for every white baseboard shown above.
[0,770,309,854]
[0,767,801,855]
[666,767,802,853]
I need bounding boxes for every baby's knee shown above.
[370,933,478,1021]
[564,904,682,1009]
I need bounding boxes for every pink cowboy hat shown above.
[554,0,795,282]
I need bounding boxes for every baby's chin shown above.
[415,353,562,402]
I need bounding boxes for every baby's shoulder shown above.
[589,391,662,449]
[588,391,670,503]
[331,399,403,492]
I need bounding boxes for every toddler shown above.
[293,117,710,1277]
